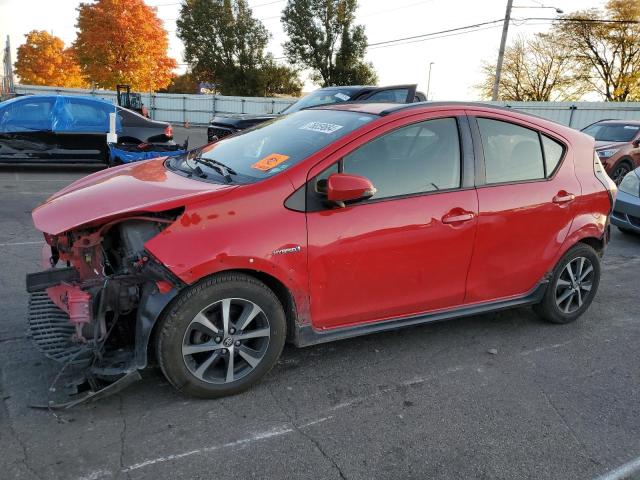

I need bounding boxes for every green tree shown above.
[158,72,199,94]
[259,55,303,96]
[282,0,378,86]
[177,0,300,96]
[553,0,640,101]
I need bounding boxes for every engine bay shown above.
[26,210,184,406]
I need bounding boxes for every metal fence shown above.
[11,84,640,130]
[492,101,640,130]
[13,84,297,125]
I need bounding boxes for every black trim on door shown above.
[457,115,476,189]
[293,280,549,347]
[468,116,487,186]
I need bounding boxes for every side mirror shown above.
[633,139,640,148]
[326,173,376,205]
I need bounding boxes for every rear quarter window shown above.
[541,135,565,176]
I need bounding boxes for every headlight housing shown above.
[597,148,619,159]
[619,171,640,197]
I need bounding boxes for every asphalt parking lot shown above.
[1,129,639,480]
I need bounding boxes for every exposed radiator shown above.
[27,291,92,365]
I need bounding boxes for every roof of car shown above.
[2,94,116,108]
[594,119,640,126]
[313,101,530,116]
[316,85,374,91]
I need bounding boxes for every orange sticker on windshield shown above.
[251,153,289,171]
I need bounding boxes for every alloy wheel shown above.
[554,256,595,314]
[181,298,270,384]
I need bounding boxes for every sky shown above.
[0,0,608,100]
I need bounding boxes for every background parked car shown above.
[0,95,173,165]
[207,84,426,141]
[611,166,640,234]
[581,119,640,184]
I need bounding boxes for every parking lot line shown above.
[75,416,335,480]
[0,240,43,246]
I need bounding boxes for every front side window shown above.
[341,117,461,200]
[0,98,55,132]
[477,118,544,184]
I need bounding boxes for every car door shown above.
[0,97,56,162]
[464,111,580,303]
[52,97,115,162]
[306,112,478,330]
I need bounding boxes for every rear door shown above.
[306,111,478,329]
[464,111,580,303]
[52,97,115,162]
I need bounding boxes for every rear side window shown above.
[542,135,564,176]
[364,89,409,103]
[477,118,544,184]
[342,117,461,199]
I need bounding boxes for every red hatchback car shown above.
[28,102,616,399]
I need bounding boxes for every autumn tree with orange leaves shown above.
[14,30,87,88]
[73,0,176,91]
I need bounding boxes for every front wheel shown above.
[156,273,286,398]
[533,244,601,324]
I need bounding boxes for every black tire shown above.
[156,273,286,398]
[533,244,601,324]
[610,160,632,185]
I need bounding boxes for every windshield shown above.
[168,109,375,183]
[582,122,640,142]
[280,88,355,114]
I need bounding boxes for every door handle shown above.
[442,212,475,224]
[552,192,575,204]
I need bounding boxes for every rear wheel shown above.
[533,244,601,324]
[156,273,286,398]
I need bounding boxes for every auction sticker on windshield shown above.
[251,153,290,171]
[300,122,344,134]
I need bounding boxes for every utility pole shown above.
[492,0,513,101]
[2,36,15,95]
[426,62,434,100]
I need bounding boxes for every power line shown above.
[368,23,506,49]
[367,19,505,47]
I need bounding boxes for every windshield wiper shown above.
[191,156,237,183]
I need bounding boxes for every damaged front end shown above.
[26,211,184,407]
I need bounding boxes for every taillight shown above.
[594,151,617,208]
[164,124,173,139]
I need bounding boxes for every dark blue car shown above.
[612,167,640,234]
[0,95,172,165]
